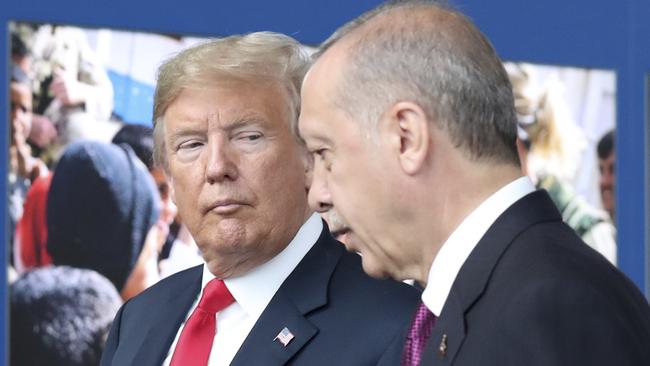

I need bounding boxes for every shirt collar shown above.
[422,176,535,316]
[201,213,322,319]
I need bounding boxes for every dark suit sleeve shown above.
[100,302,126,366]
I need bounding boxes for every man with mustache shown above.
[299,1,650,365]
[100,32,419,366]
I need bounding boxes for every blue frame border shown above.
[1,0,648,364]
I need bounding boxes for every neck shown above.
[414,159,522,285]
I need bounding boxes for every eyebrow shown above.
[220,114,266,133]
[304,133,334,150]
[302,120,333,143]
[167,113,268,140]
[166,127,205,147]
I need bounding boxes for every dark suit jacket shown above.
[421,190,650,365]
[100,223,420,366]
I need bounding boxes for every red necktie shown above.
[170,279,235,366]
[402,301,436,366]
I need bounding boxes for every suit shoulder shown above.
[124,264,201,309]
[505,220,628,287]
[493,220,650,330]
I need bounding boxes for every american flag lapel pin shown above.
[274,327,295,347]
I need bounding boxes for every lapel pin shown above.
[438,334,448,357]
[274,327,295,347]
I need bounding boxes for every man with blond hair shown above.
[101,31,419,366]
[299,1,650,365]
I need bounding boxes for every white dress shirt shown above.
[421,177,535,316]
[162,213,323,366]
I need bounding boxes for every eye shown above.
[177,140,203,151]
[238,132,263,141]
[10,101,29,114]
[312,149,332,171]
[313,148,328,160]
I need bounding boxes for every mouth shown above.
[330,226,351,241]
[204,199,249,215]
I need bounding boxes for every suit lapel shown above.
[228,287,319,365]
[131,265,203,365]
[428,190,562,365]
[422,295,465,365]
[231,223,343,366]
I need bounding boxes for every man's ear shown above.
[381,101,430,175]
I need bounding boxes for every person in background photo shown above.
[507,63,617,265]
[14,174,53,273]
[9,79,35,249]
[101,32,419,366]
[11,31,59,157]
[11,23,119,167]
[27,24,114,132]
[299,1,650,365]
[10,266,122,366]
[46,140,163,301]
[9,70,49,272]
[597,129,615,222]
[111,124,203,277]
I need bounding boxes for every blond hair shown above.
[152,32,310,170]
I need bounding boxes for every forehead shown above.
[306,45,347,91]
[10,83,31,103]
[165,81,290,128]
[299,52,346,135]
[600,152,616,163]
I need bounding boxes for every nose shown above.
[599,163,615,189]
[205,139,238,184]
[308,163,333,213]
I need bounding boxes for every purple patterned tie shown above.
[402,301,436,366]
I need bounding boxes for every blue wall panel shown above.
[1,0,648,364]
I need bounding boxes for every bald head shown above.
[314,0,519,165]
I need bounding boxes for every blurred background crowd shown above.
[7,21,618,365]
[8,22,205,365]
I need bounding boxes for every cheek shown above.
[254,147,306,196]
[332,166,385,227]
[329,166,364,205]
[169,170,201,216]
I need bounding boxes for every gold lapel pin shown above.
[438,334,448,357]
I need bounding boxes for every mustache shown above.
[324,210,351,237]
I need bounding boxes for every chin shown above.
[204,257,243,279]
[360,258,391,280]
